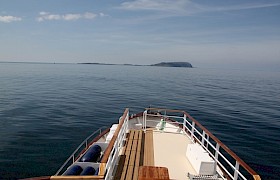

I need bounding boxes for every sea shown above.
[0,63,279,179]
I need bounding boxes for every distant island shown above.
[79,61,193,68]
[151,62,192,68]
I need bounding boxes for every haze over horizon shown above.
[1,0,280,70]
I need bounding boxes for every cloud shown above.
[37,12,102,22]
[39,12,48,16]
[119,0,280,16]
[99,13,107,17]
[199,2,280,12]
[0,15,22,23]
[84,12,97,19]
[120,0,189,12]
[63,14,82,21]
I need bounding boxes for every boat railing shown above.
[144,108,261,180]
[144,115,184,133]
[101,108,129,180]
[54,126,109,176]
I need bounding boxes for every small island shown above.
[78,61,193,68]
[151,62,192,68]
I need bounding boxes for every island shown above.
[151,62,192,68]
[78,61,193,68]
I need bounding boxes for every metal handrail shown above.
[145,119,184,132]
[145,108,261,180]
[53,108,130,179]
[185,119,245,179]
[101,108,129,180]
[54,126,108,175]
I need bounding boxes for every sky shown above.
[0,0,280,69]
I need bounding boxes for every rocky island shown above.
[79,61,193,68]
[151,62,193,68]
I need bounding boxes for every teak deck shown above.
[115,129,159,180]
[138,166,169,180]
[116,130,144,180]
[143,130,154,166]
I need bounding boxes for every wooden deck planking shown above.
[120,165,128,180]
[138,166,170,180]
[118,130,144,180]
[113,155,125,180]
[144,130,154,166]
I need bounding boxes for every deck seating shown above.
[186,143,215,175]
[115,129,168,180]
[114,130,143,180]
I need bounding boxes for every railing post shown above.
[206,134,209,148]
[202,131,205,146]
[214,144,220,171]
[183,114,186,134]
[233,161,240,180]
[191,121,195,139]
[143,110,147,132]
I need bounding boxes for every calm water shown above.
[0,63,279,179]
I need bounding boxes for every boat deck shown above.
[152,131,196,179]
[37,108,260,180]
[118,127,196,180]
